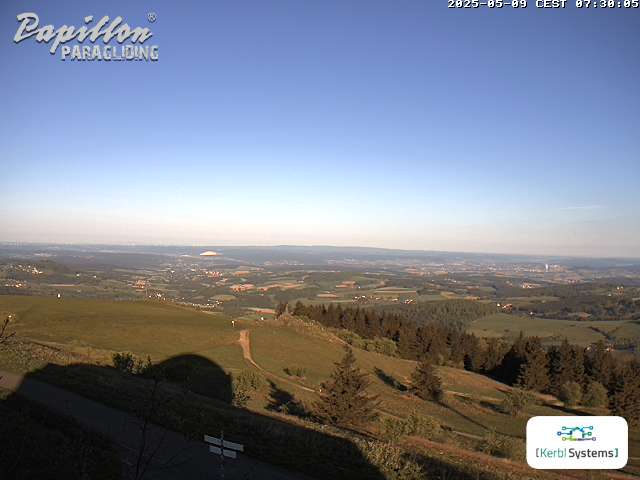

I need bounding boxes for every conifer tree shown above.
[314,346,379,427]
[293,301,305,317]
[558,381,582,407]
[585,340,614,387]
[516,337,549,391]
[582,381,609,408]
[397,325,419,360]
[482,338,508,373]
[610,360,640,427]
[410,360,444,402]
[275,302,288,317]
[548,339,584,396]
[458,333,481,369]
[496,332,527,385]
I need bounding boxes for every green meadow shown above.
[0,295,245,369]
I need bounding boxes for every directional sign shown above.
[205,432,243,480]
[222,440,243,452]
[204,434,222,446]
[204,435,244,452]
[222,450,237,459]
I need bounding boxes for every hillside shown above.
[0,295,638,479]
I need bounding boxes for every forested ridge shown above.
[286,301,640,425]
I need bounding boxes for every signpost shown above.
[204,432,244,479]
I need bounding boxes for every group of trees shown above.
[489,335,640,424]
[377,300,497,325]
[315,346,443,429]
[287,302,640,426]
[290,301,484,365]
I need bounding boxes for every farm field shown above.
[468,312,640,346]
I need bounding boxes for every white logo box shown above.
[527,416,628,470]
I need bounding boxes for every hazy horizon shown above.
[2,1,639,258]
[2,241,640,261]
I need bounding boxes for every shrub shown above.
[380,417,408,443]
[278,397,309,418]
[500,388,534,416]
[363,337,398,357]
[502,438,526,462]
[478,429,502,456]
[238,370,266,390]
[231,384,250,407]
[559,381,582,406]
[405,411,441,439]
[335,329,365,349]
[355,438,423,480]
[478,430,525,461]
[380,412,441,443]
[113,352,156,378]
[135,355,155,377]
[284,365,307,378]
[583,381,609,408]
[231,370,265,407]
[112,352,136,374]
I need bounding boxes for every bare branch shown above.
[0,315,16,345]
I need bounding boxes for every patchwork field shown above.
[468,313,640,346]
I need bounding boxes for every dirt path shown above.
[238,329,261,370]
[238,329,316,393]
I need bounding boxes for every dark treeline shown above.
[290,301,488,365]
[287,301,640,426]
[376,300,497,326]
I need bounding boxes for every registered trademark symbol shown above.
[147,12,157,23]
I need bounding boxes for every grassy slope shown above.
[251,324,545,434]
[249,322,640,468]
[1,295,638,477]
[0,295,246,370]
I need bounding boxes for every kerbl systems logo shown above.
[557,425,596,441]
[13,12,159,61]
[527,416,628,469]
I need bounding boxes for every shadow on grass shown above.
[544,402,593,416]
[266,380,311,419]
[441,398,491,433]
[374,367,408,392]
[1,355,387,480]
[149,353,233,403]
[478,400,504,414]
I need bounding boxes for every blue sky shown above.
[1,0,638,256]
